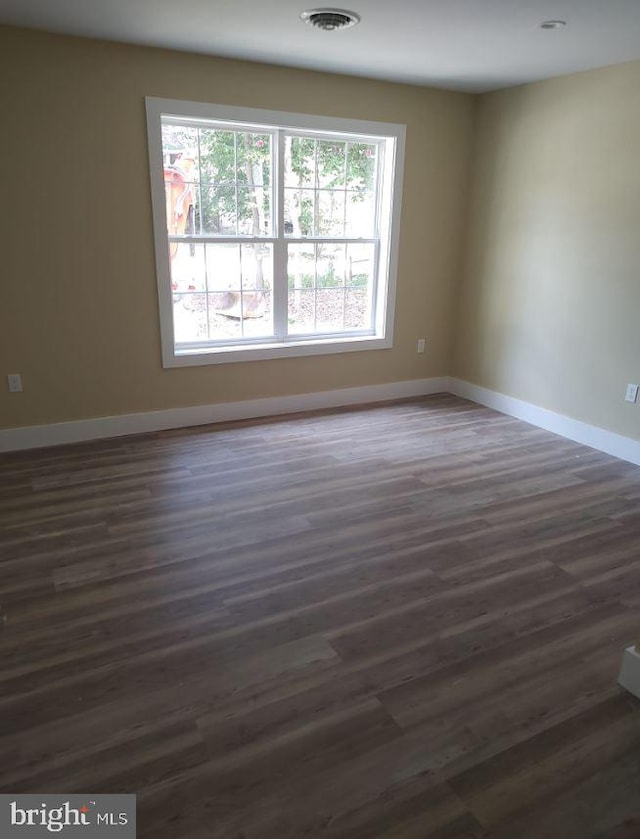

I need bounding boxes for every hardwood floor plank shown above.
[2,394,640,838]
[449,694,640,821]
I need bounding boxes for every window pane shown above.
[283,137,379,239]
[237,186,272,236]
[285,188,351,238]
[316,244,345,330]
[241,242,273,303]
[316,140,347,188]
[172,244,274,343]
[316,243,345,288]
[286,243,373,335]
[287,243,315,290]
[346,242,375,288]
[208,284,273,341]
[344,290,369,330]
[345,243,374,331]
[205,243,241,291]
[169,242,207,297]
[287,243,315,334]
[284,136,315,188]
[345,190,376,237]
[284,188,314,237]
[174,293,208,343]
[288,290,315,335]
[200,185,236,235]
[236,133,272,235]
[207,243,273,340]
[317,190,345,237]
[162,125,200,180]
[165,175,198,239]
[235,133,271,187]
[163,125,273,238]
[198,129,236,184]
[346,143,377,191]
[316,289,345,332]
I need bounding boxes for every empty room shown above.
[1,0,640,836]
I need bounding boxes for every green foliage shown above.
[286,137,377,237]
[289,137,315,186]
[288,272,313,290]
[198,130,271,235]
[287,263,368,291]
[162,125,377,240]
[161,125,271,235]
[288,137,376,191]
[163,124,376,305]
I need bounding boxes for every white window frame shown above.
[145,97,405,367]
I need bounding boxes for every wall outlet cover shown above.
[625,384,638,403]
[7,373,23,393]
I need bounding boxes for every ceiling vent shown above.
[300,8,361,31]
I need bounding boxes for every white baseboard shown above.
[4,375,640,464]
[449,378,640,467]
[618,646,640,699]
[0,377,452,452]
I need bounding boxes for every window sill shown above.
[164,333,393,367]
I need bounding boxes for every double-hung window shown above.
[146,98,405,366]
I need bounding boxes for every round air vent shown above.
[300,8,361,31]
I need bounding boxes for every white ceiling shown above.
[1,0,640,92]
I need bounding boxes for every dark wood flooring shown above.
[2,394,640,838]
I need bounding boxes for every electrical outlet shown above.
[625,384,638,403]
[7,373,23,393]
[417,338,426,354]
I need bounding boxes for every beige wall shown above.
[0,26,474,429]
[6,26,637,442]
[455,60,640,441]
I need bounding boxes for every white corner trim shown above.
[618,646,640,699]
[0,377,451,453]
[449,378,640,467]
